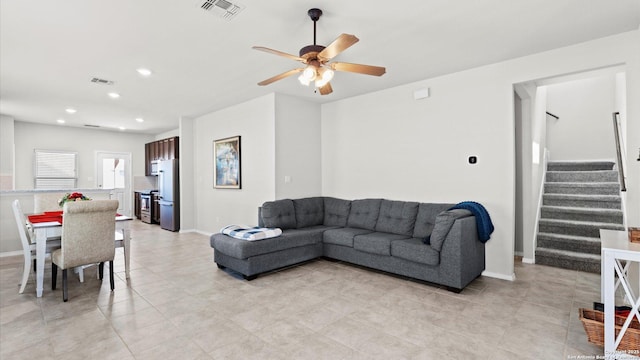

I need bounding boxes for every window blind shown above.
[34,150,77,189]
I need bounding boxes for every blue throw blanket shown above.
[450,201,494,243]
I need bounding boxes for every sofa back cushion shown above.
[375,200,419,236]
[261,199,296,229]
[412,203,455,239]
[323,197,351,227]
[347,198,382,230]
[293,197,325,228]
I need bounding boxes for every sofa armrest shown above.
[258,207,264,227]
[438,216,486,290]
[429,209,472,251]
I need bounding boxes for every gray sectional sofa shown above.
[209,197,486,292]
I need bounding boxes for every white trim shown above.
[182,229,214,237]
[0,250,23,257]
[522,257,535,264]
[482,270,516,281]
[531,148,549,263]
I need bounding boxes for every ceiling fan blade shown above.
[257,68,303,86]
[330,62,386,76]
[317,34,359,62]
[252,46,305,62]
[318,82,333,95]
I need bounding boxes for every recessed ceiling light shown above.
[108,92,120,99]
[56,119,65,124]
[119,126,126,131]
[135,118,144,123]
[65,108,77,114]
[136,68,152,77]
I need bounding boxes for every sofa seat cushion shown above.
[375,200,419,236]
[293,197,325,228]
[353,232,410,256]
[211,226,332,259]
[323,227,373,247]
[391,238,440,266]
[347,199,382,231]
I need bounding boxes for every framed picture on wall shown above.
[213,136,241,189]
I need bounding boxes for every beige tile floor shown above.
[0,220,606,359]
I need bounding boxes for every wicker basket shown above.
[579,308,640,350]
[629,227,640,243]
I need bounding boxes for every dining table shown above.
[27,211,133,298]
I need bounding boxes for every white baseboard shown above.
[178,228,214,236]
[188,229,214,236]
[482,270,516,281]
[0,250,23,258]
[522,257,535,264]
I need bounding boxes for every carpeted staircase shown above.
[535,161,624,273]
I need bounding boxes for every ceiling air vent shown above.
[196,0,244,20]
[90,77,114,85]
[84,124,101,128]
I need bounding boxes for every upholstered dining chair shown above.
[51,199,119,302]
[11,199,61,294]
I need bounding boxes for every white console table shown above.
[600,229,640,359]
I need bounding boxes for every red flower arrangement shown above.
[59,192,91,207]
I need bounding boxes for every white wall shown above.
[320,30,640,279]
[179,117,196,232]
[546,75,617,161]
[274,94,322,199]
[193,94,276,233]
[528,86,548,263]
[0,115,14,190]
[13,122,154,189]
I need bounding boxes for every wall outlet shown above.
[284,176,291,183]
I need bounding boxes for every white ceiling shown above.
[1,0,639,134]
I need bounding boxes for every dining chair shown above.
[33,192,65,213]
[11,199,61,294]
[51,199,119,302]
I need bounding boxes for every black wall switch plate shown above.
[468,156,477,164]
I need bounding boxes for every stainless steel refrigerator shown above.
[158,159,180,231]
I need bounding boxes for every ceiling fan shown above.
[253,8,386,95]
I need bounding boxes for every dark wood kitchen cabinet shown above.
[145,136,179,175]
[134,192,141,219]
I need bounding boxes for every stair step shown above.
[544,182,620,195]
[547,161,615,172]
[540,206,624,224]
[543,193,621,209]
[536,232,601,255]
[546,170,618,183]
[535,248,600,273]
[539,218,625,237]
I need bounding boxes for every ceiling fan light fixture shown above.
[320,67,334,82]
[315,78,328,88]
[298,74,311,86]
[302,65,317,81]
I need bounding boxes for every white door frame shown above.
[95,151,132,216]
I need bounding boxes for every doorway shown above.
[96,151,132,216]
[513,66,627,264]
